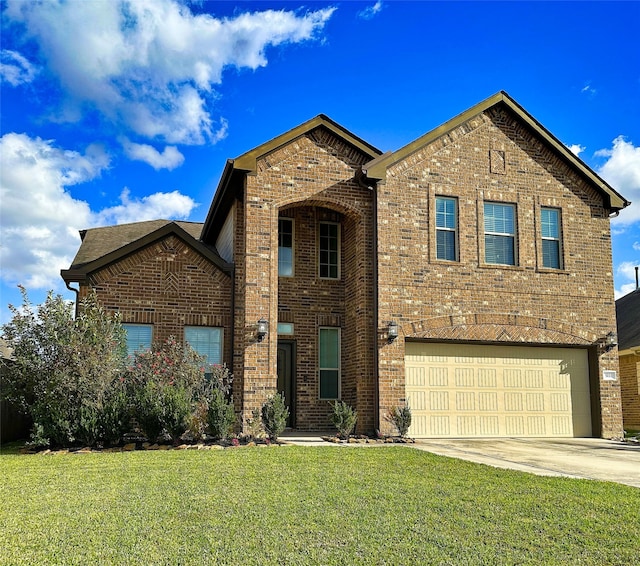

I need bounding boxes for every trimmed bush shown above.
[207,388,236,441]
[387,405,412,438]
[330,400,358,439]
[261,393,289,441]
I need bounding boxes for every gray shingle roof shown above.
[616,289,640,351]
[69,220,203,268]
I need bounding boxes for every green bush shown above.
[261,393,289,441]
[330,400,358,439]
[207,388,236,441]
[1,288,127,447]
[387,405,412,438]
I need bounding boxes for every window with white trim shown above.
[435,196,458,261]
[319,222,340,279]
[484,202,516,265]
[123,324,153,357]
[319,327,340,399]
[278,218,294,277]
[184,326,223,366]
[541,207,562,269]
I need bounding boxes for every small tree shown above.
[261,393,289,442]
[330,400,358,439]
[387,405,412,438]
[1,287,127,447]
[207,388,236,441]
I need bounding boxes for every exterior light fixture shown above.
[605,331,617,349]
[388,321,399,343]
[598,331,617,353]
[257,318,269,342]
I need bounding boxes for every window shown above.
[277,322,294,335]
[278,218,293,276]
[435,196,457,261]
[319,222,339,279]
[123,324,152,357]
[484,202,516,265]
[184,326,223,366]
[319,327,340,399]
[541,207,562,269]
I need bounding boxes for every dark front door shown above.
[277,341,295,427]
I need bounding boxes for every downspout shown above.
[64,280,80,318]
[357,169,380,434]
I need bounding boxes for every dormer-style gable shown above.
[363,91,629,213]
[201,114,382,244]
[61,220,231,283]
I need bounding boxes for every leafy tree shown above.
[1,287,128,447]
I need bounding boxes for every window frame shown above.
[435,195,458,261]
[318,221,340,280]
[483,201,517,266]
[278,217,294,277]
[318,327,341,400]
[540,207,563,270]
[123,323,153,357]
[184,326,223,367]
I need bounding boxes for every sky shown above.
[1,0,639,325]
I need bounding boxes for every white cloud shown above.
[122,139,185,170]
[0,49,37,86]
[5,0,335,145]
[358,2,384,20]
[581,83,596,96]
[633,242,640,251]
[95,188,197,225]
[0,133,198,290]
[615,261,640,299]
[596,136,640,225]
[567,143,585,156]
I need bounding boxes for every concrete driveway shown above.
[414,438,640,488]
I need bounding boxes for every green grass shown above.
[1,446,638,565]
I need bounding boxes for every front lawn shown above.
[1,446,638,565]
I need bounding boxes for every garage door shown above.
[405,342,591,438]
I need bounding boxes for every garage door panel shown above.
[405,343,591,438]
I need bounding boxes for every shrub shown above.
[207,388,236,441]
[1,287,127,447]
[387,405,412,438]
[330,400,358,439]
[244,408,264,440]
[261,393,289,441]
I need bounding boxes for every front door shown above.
[277,341,295,427]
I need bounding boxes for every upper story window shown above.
[541,207,562,269]
[278,218,294,277]
[184,326,223,366]
[435,196,458,261]
[319,222,340,279]
[484,202,516,265]
[123,323,152,357]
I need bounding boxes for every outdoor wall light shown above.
[388,321,399,343]
[256,318,269,342]
[598,331,617,353]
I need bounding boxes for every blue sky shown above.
[1,0,639,324]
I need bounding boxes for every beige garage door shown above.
[405,342,591,438]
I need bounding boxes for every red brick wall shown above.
[236,128,376,432]
[376,105,623,438]
[80,234,233,365]
[620,353,640,430]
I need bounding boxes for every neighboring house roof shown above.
[61,220,231,283]
[201,114,383,243]
[363,91,630,213]
[616,289,640,351]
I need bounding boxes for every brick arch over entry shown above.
[277,194,365,222]
[402,313,597,345]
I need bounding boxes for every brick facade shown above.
[63,93,628,438]
[619,355,640,430]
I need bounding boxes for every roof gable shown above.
[62,221,231,283]
[363,91,629,212]
[202,114,382,243]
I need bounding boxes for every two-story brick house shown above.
[62,92,629,438]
